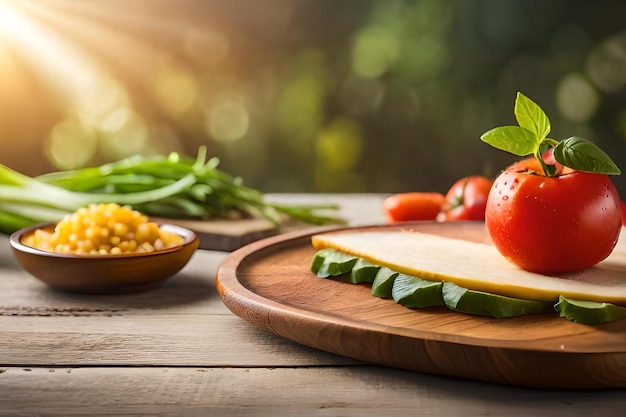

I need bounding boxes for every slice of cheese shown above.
[311,230,626,306]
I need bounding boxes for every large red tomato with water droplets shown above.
[485,158,622,274]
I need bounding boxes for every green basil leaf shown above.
[480,126,537,156]
[552,136,621,175]
[514,92,551,140]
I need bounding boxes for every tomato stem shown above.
[535,139,560,177]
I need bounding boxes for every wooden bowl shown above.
[9,222,200,294]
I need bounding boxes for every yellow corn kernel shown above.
[113,222,128,238]
[138,242,155,253]
[84,226,99,241]
[78,239,95,253]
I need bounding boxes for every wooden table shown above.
[0,194,624,416]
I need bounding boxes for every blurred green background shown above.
[1,0,625,195]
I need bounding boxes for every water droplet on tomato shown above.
[502,196,509,201]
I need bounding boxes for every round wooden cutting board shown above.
[215,221,626,389]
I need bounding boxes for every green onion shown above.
[0,147,344,234]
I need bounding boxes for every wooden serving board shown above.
[155,217,279,251]
[215,222,626,389]
[152,216,316,252]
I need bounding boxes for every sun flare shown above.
[0,0,207,169]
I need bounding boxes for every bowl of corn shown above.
[9,203,199,294]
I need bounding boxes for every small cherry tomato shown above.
[486,163,622,274]
[383,192,445,223]
[438,176,493,221]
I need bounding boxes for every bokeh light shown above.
[47,118,98,170]
[352,26,400,79]
[315,117,366,192]
[153,64,198,117]
[556,73,599,123]
[99,111,149,161]
[588,30,626,93]
[205,93,250,143]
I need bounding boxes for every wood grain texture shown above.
[216,221,626,389]
[1,366,624,417]
[155,216,279,251]
[0,314,361,367]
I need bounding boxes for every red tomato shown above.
[485,163,622,274]
[438,176,493,221]
[621,201,626,226]
[383,192,445,223]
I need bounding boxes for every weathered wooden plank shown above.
[0,314,360,367]
[1,366,622,417]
